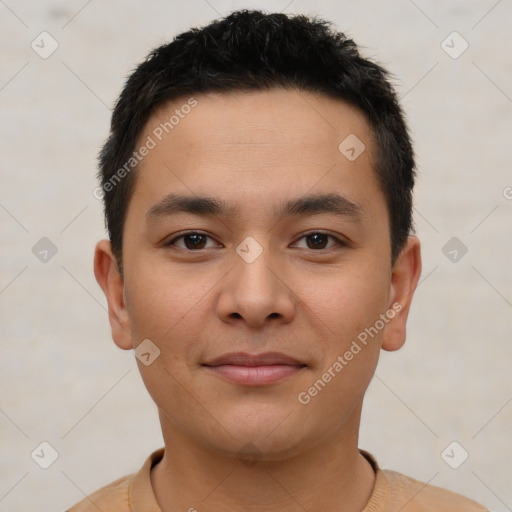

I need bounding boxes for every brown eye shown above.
[294,232,345,250]
[182,234,207,249]
[165,232,218,250]
[305,233,329,249]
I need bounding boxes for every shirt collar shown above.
[128,447,388,512]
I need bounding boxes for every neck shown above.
[151,407,375,512]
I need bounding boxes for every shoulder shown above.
[66,473,135,512]
[382,469,488,511]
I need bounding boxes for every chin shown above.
[213,406,311,456]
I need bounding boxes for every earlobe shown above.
[381,236,422,352]
[93,240,133,350]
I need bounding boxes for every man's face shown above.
[108,89,409,458]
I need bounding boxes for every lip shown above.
[203,351,307,386]
[205,351,305,367]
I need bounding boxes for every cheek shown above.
[124,267,208,408]
[295,271,388,421]
[304,265,390,341]
[123,261,207,344]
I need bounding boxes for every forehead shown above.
[126,88,385,228]
[142,88,374,165]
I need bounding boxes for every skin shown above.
[94,88,421,512]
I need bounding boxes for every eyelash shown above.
[164,230,347,251]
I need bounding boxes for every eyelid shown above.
[164,230,221,248]
[164,230,348,251]
[292,230,348,249]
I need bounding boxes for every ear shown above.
[381,236,422,352]
[93,239,133,350]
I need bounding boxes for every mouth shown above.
[202,351,307,386]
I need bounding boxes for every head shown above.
[94,10,421,460]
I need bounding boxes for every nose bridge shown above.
[217,235,295,327]
[234,238,276,292]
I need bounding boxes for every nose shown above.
[216,243,296,330]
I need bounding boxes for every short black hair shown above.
[98,9,415,273]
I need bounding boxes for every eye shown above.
[165,231,220,250]
[164,231,346,251]
[293,232,346,250]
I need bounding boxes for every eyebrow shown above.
[146,192,365,225]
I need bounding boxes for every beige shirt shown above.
[67,448,487,511]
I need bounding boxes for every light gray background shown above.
[1,1,511,510]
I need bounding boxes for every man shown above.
[69,9,487,511]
